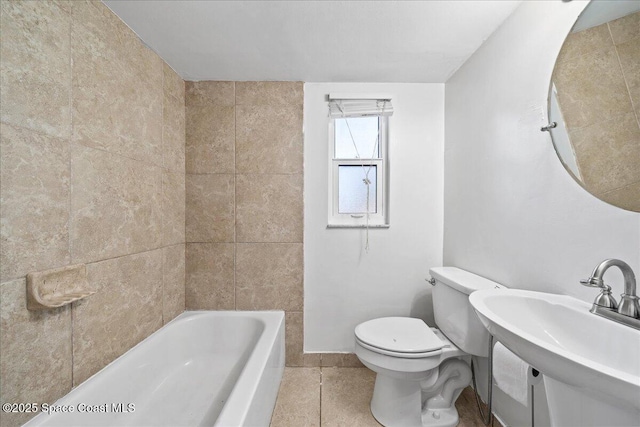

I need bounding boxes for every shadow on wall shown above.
[410,288,435,326]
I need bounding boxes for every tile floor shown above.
[270,367,503,427]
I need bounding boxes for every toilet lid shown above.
[354,317,443,353]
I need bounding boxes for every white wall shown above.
[444,0,639,301]
[304,83,444,352]
[445,1,640,425]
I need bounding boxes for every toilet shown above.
[354,267,503,427]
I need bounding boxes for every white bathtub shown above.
[25,311,285,427]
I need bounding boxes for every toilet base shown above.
[369,358,472,427]
[421,407,459,427]
[369,376,463,427]
[371,374,423,427]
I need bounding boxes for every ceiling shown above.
[104,0,522,83]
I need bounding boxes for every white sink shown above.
[469,289,640,427]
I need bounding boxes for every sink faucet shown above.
[581,259,640,330]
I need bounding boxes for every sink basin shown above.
[469,289,640,427]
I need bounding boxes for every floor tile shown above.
[321,368,382,427]
[271,368,321,427]
[270,366,491,426]
[457,386,489,427]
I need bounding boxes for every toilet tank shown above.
[430,267,504,357]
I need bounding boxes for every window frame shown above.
[327,115,389,228]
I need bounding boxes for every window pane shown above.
[335,117,380,159]
[338,165,377,214]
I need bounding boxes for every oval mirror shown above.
[548,0,640,212]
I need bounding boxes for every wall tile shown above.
[186,81,235,107]
[52,1,72,14]
[600,181,640,213]
[186,174,235,243]
[0,0,71,139]
[236,174,303,242]
[270,368,321,427]
[163,62,185,104]
[185,243,235,310]
[615,35,640,112]
[71,1,130,45]
[0,123,70,281]
[71,12,163,167]
[1,0,186,414]
[163,82,186,173]
[186,104,235,174]
[236,243,303,311]
[72,249,163,386]
[0,279,72,427]
[162,172,186,246]
[71,2,161,83]
[571,112,640,195]
[70,145,162,264]
[285,312,321,367]
[554,48,634,130]
[163,244,185,324]
[235,81,303,107]
[555,23,612,65]
[608,11,640,46]
[186,81,235,174]
[235,104,303,174]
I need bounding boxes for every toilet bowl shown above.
[354,267,504,427]
[355,318,471,427]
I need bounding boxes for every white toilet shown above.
[354,267,503,427]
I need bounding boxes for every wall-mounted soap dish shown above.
[27,264,96,310]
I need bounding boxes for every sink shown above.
[469,289,640,427]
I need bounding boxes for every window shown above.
[328,97,392,228]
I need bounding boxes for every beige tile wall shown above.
[0,1,185,425]
[185,81,315,366]
[553,11,640,211]
[184,81,363,368]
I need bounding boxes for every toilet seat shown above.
[355,317,444,358]
[356,337,443,358]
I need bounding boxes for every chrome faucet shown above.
[581,259,640,330]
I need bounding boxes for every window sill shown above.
[326,224,390,229]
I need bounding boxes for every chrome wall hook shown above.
[540,122,557,132]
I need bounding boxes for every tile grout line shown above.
[68,13,75,391]
[234,81,237,310]
[184,241,302,244]
[606,22,640,129]
[599,178,640,196]
[183,81,187,314]
[1,120,173,173]
[74,245,176,273]
[185,172,302,176]
[68,8,74,268]
[319,366,323,427]
[161,59,166,326]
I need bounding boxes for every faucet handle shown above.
[593,287,618,310]
[618,295,639,318]
[581,278,618,309]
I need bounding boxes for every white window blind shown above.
[328,99,394,118]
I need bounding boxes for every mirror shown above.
[548,0,640,212]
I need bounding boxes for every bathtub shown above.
[25,311,285,427]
